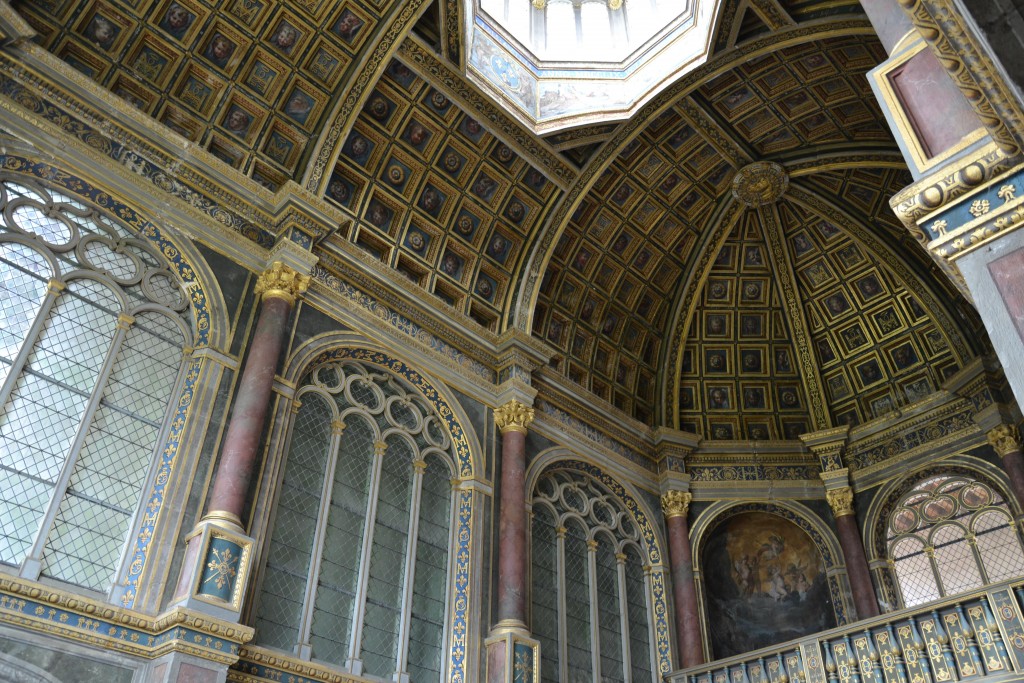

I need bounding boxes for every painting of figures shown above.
[702,511,836,658]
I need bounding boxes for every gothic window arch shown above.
[530,469,656,683]
[886,473,1024,607]
[0,176,193,594]
[253,359,456,681]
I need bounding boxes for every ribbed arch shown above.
[254,359,458,681]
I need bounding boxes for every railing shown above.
[669,581,1024,683]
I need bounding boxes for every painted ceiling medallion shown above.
[732,161,790,207]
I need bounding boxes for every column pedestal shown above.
[485,627,540,683]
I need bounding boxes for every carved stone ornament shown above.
[254,261,311,305]
[494,399,535,433]
[661,490,692,519]
[732,161,789,207]
[826,487,855,517]
[987,424,1022,457]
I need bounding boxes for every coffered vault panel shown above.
[324,58,564,327]
[17,0,392,184]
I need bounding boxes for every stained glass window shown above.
[0,177,192,594]
[887,474,1024,607]
[254,361,455,681]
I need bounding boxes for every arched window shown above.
[530,469,655,683]
[253,360,455,681]
[0,177,192,593]
[887,474,1024,607]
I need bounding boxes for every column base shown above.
[169,518,253,622]
[485,623,539,683]
[147,651,228,683]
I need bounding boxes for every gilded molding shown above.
[661,490,692,519]
[304,0,432,193]
[254,262,310,305]
[733,161,789,207]
[897,0,1024,156]
[987,424,1022,457]
[398,37,576,188]
[0,577,252,664]
[825,487,855,517]
[678,96,749,168]
[494,399,535,434]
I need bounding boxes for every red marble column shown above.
[494,399,534,628]
[988,425,1024,509]
[662,491,704,668]
[827,487,879,619]
[206,262,308,527]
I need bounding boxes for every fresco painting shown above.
[703,511,835,658]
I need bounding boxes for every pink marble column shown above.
[827,487,879,619]
[206,262,308,527]
[988,425,1024,510]
[494,399,534,628]
[662,491,704,668]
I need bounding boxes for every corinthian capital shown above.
[987,424,1022,457]
[494,399,534,434]
[255,261,310,305]
[826,487,855,517]
[661,490,692,519]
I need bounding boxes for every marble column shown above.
[170,260,309,622]
[987,424,1024,511]
[662,490,704,668]
[486,399,540,683]
[826,485,880,619]
[493,398,535,629]
[206,262,308,527]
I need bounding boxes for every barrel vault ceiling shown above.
[13,0,991,435]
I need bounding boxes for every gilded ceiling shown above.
[10,0,990,434]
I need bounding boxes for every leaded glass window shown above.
[254,361,455,681]
[0,177,192,594]
[530,469,657,682]
[887,474,1024,607]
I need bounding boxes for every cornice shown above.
[0,576,252,665]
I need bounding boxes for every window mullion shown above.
[925,544,944,597]
[965,527,990,584]
[20,311,134,581]
[587,537,601,681]
[295,418,347,658]
[644,566,659,675]
[0,278,64,410]
[346,438,388,676]
[616,551,632,683]
[556,524,569,683]
[393,458,426,681]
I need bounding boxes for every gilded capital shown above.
[494,399,535,434]
[987,424,1022,457]
[826,487,855,517]
[255,261,310,305]
[661,490,692,519]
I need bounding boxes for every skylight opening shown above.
[466,0,720,132]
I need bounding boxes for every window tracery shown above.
[0,176,192,593]
[253,360,455,681]
[530,469,655,682]
[887,474,1024,607]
